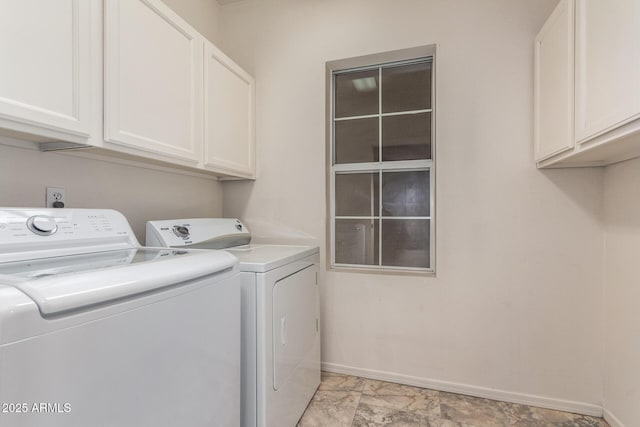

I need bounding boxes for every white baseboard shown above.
[603,408,625,427]
[321,362,603,418]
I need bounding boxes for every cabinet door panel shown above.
[575,0,640,143]
[0,0,91,137]
[104,0,201,163]
[534,0,574,161]
[203,43,255,178]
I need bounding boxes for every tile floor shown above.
[297,372,610,427]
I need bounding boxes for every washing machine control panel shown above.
[26,215,58,236]
[0,208,140,263]
[0,208,133,243]
[0,209,136,243]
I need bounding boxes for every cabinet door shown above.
[575,0,640,143]
[0,0,92,139]
[203,42,255,178]
[534,0,574,161]
[104,0,201,163]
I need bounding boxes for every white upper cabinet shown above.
[0,0,256,178]
[536,0,640,167]
[534,0,574,161]
[0,0,94,144]
[203,41,256,179]
[575,0,640,143]
[104,0,202,164]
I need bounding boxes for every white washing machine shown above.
[146,219,320,427]
[0,208,241,427]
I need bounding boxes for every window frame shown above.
[326,45,437,275]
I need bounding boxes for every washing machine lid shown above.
[0,248,237,316]
[224,245,318,273]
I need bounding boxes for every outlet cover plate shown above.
[46,187,66,208]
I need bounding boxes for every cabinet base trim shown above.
[67,148,219,180]
[538,117,640,168]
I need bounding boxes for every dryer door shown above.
[272,264,318,390]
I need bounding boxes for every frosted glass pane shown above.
[381,219,429,268]
[335,70,379,118]
[382,62,431,113]
[335,118,379,164]
[335,173,379,216]
[335,219,379,265]
[382,171,429,217]
[382,112,431,161]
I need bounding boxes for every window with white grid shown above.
[329,50,435,273]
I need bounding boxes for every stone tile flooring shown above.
[297,372,610,427]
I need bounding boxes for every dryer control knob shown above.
[172,225,190,239]
[27,215,58,236]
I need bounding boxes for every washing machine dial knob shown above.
[27,215,58,236]
[173,225,190,239]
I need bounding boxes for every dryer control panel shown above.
[146,218,251,249]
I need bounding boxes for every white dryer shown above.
[0,208,241,427]
[146,219,320,427]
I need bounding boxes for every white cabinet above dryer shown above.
[0,0,97,147]
[101,0,255,177]
[103,0,202,165]
[203,41,256,179]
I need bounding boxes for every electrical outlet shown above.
[46,187,66,208]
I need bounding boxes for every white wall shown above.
[603,158,640,426]
[0,0,224,242]
[219,0,606,408]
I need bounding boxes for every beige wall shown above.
[219,0,606,408]
[0,144,222,241]
[602,157,640,426]
[0,0,223,242]
[163,0,221,44]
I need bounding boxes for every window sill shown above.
[328,264,436,278]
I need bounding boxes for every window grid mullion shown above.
[333,160,432,173]
[332,57,432,76]
[333,109,433,122]
[335,216,431,220]
[378,66,383,267]
[331,73,337,267]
